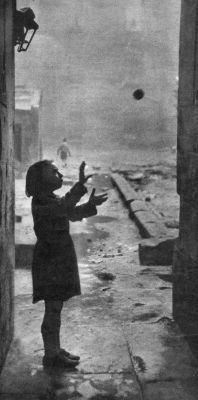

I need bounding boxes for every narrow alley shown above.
[1,1,198,399]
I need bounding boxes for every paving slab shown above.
[0,297,137,394]
[61,324,133,374]
[0,340,49,395]
[1,370,142,400]
[0,327,141,399]
[123,321,198,383]
[143,380,198,400]
[51,372,141,400]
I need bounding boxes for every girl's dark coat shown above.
[31,182,96,303]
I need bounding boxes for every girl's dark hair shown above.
[25,160,52,197]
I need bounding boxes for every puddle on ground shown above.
[132,312,159,322]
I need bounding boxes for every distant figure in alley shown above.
[57,138,71,167]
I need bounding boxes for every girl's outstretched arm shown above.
[69,188,108,222]
[63,161,92,208]
[79,161,93,184]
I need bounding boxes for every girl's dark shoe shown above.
[43,353,79,369]
[59,348,80,361]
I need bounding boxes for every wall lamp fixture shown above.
[14,7,39,52]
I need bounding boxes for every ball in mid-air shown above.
[133,89,145,100]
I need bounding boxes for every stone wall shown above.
[173,0,198,335]
[0,0,15,373]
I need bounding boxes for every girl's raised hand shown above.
[79,161,93,184]
[89,188,108,206]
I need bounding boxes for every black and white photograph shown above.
[1,1,198,399]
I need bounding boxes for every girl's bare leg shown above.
[41,300,63,358]
[41,300,79,368]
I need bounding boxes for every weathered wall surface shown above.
[173,0,198,334]
[14,86,42,176]
[15,104,42,170]
[0,0,15,372]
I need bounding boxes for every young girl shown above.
[25,160,108,369]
